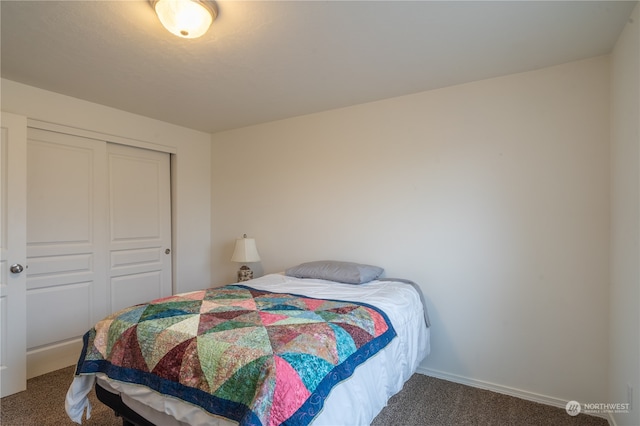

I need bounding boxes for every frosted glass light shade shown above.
[231,236,261,263]
[153,0,217,39]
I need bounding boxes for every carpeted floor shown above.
[1,366,608,426]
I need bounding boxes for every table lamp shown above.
[231,234,260,282]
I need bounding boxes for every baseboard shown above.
[417,366,611,424]
[26,338,83,379]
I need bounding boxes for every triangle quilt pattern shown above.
[76,284,396,426]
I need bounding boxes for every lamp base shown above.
[237,265,253,282]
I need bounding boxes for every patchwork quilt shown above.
[75,285,397,426]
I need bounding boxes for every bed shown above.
[66,261,430,426]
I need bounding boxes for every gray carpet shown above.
[1,366,608,425]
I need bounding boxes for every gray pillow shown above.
[285,260,384,284]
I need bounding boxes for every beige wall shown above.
[211,56,611,406]
[610,4,640,426]
[1,79,213,294]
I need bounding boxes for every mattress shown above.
[66,273,430,425]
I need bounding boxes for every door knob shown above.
[10,264,24,274]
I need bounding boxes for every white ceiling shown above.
[1,1,636,134]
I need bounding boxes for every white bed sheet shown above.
[67,273,430,425]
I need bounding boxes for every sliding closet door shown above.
[24,129,172,378]
[25,128,108,377]
[107,144,171,313]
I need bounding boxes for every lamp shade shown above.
[231,235,261,263]
[152,0,217,39]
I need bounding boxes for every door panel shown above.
[111,271,163,313]
[26,283,91,348]
[25,128,108,377]
[26,254,92,290]
[107,144,171,313]
[27,140,93,244]
[0,112,27,397]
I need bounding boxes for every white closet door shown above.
[25,128,108,377]
[107,143,171,313]
[23,130,172,378]
[0,112,27,397]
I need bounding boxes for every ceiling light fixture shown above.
[150,0,218,39]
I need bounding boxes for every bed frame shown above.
[95,382,155,426]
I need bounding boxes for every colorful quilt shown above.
[75,285,397,426]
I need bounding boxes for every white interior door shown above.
[107,143,171,313]
[0,112,27,397]
[25,128,108,378]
